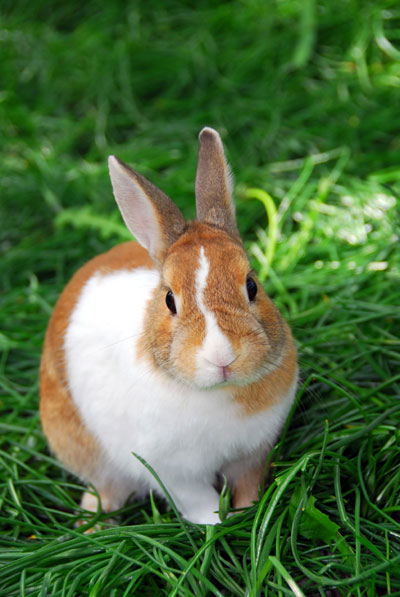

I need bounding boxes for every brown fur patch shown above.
[232,320,297,414]
[231,462,265,508]
[140,227,206,379]
[40,242,155,479]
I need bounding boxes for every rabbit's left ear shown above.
[195,127,239,240]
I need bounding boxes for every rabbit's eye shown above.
[246,276,257,302]
[166,290,177,314]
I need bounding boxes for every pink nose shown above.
[205,357,236,382]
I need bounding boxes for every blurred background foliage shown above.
[2,0,400,253]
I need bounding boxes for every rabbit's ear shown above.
[195,127,239,239]
[108,156,186,264]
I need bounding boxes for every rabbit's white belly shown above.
[65,268,294,494]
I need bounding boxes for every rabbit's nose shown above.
[203,360,232,382]
[205,356,239,381]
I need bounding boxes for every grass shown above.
[1,0,399,594]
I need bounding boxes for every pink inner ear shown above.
[108,156,162,256]
[116,183,160,254]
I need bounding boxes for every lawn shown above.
[1,0,399,594]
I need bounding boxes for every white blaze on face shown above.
[195,246,235,387]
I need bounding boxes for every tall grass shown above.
[1,1,399,594]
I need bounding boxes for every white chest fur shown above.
[65,268,294,505]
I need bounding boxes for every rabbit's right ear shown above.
[195,127,240,240]
[108,156,186,264]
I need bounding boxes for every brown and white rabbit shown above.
[40,128,297,525]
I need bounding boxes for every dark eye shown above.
[166,290,177,314]
[246,276,257,302]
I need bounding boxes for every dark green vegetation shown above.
[1,0,399,594]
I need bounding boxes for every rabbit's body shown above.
[40,129,297,524]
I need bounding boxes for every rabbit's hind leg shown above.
[76,474,140,531]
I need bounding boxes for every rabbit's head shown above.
[108,128,292,390]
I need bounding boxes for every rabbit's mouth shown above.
[192,360,266,390]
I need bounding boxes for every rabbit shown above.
[40,127,298,525]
